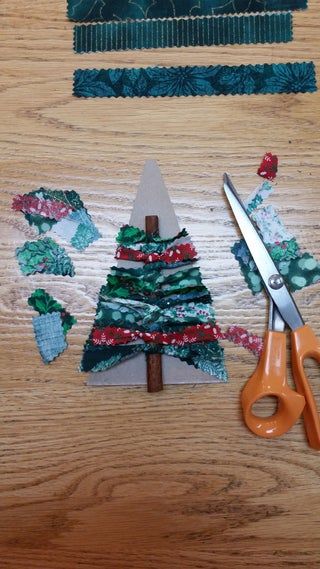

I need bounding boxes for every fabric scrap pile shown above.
[232,179,320,294]
[12,188,101,251]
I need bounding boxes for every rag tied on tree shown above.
[81,160,227,387]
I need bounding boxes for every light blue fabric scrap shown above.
[32,312,67,363]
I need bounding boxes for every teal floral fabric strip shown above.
[74,13,293,53]
[16,238,75,277]
[68,0,307,22]
[33,313,67,364]
[73,62,317,99]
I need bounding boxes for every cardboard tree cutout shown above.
[81,160,227,387]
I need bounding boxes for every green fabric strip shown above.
[68,0,307,22]
[73,13,293,53]
[73,62,317,99]
[117,225,188,246]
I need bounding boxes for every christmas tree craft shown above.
[81,160,227,388]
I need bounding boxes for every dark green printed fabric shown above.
[74,12,293,53]
[73,62,317,99]
[68,0,307,22]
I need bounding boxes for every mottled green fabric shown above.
[232,239,320,294]
[104,265,206,300]
[95,298,215,331]
[16,238,75,277]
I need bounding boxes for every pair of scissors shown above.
[223,173,320,449]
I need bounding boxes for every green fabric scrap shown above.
[81,341,227,381]
[104,265,206,299]
[16,237,75,277]
[232,239,320,294]
[95,297,216,331]
[117,225,188,246]
[28,288,77,334]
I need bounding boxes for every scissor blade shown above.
[223,173,304,331]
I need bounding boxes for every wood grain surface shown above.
[1,1,320,567]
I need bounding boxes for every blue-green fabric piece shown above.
[74,13,293,53]
[69,209,102,250]
[73,62,317,99]
[68,0,307,22]
[33,312,67,364]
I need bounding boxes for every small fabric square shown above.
[32,312,67,363]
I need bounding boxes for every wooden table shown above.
[1,2,319,567]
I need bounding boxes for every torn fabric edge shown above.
[74,12,293,53]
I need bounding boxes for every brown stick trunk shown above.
[145,215,163,393]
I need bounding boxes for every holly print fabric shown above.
[16,238,75,277]
[81,226,228,381]
[12,188,101,251]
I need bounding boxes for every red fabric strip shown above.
[115,242,197,264]
[224,326,263,356]
[92,323,223,346]
[12,194,73,221]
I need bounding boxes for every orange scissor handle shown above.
[291,324,320,450]
[241,330,305,439]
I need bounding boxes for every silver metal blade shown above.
[268,300,285,333]
[223,173,304,331]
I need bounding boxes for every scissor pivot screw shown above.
[269,274,284,290]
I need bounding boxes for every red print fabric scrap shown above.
[91,323,223,347]
[257,152,278,181]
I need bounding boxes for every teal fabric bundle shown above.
[73,62,317,99]
[74,12,293,53]
[68,0,307,22]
